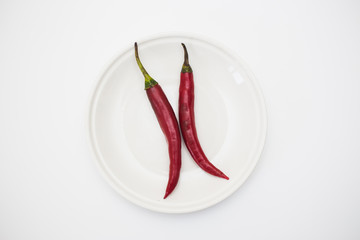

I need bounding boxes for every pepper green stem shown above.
[134,42,158,89]
[181,43,193,73]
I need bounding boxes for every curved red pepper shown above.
[179,43,229,180]
[135,43,182,199]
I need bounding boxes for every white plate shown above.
[88,35,267,213]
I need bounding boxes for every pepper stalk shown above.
[181,43,193,73]
[134,42,158,89]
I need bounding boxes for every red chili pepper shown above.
[134,43,182,199]
[179,43,229,180]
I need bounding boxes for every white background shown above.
[1,0,360,239]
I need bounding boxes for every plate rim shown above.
[86,33,268,213]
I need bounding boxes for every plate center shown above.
[123,81,228,176]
